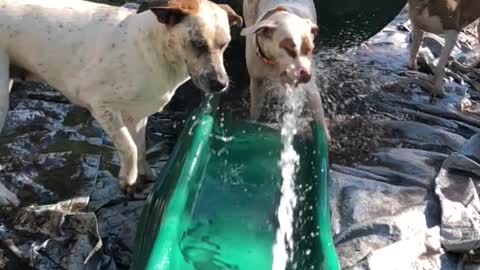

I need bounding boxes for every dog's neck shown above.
[128,13,189,84]
[256,34,275,65]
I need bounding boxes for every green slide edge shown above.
[132,96,219,270]
[312,122,340,270]
[130,95,341,270]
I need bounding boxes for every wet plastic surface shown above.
[131,96,340,270]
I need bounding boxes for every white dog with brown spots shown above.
[241,0,327,136]
[408,0,480,96]
[0,0,242,193]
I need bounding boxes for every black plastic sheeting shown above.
[323,9,480,269]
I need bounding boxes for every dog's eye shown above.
[301,36,314,56]
[191,39,209,54]
[217,42,228,50]
[279,38,297,58]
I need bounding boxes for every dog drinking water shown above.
[0,0,242,194]
[241,0,328,138]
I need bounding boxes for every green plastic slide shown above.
[131,95,339,269]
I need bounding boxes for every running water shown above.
[272,85,305,270]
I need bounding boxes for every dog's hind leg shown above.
[0,52,10,133]
[91,107,138,193]
[431,30,459,96]
[409,24,424,70]
[473,22,480,68]
[306,85,330,140]
[122,113,155,184]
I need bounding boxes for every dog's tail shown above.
[0,52,10,133]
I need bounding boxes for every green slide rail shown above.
[131,95,340,269]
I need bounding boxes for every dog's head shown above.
[241,7,318,86]
[137,0,242,93]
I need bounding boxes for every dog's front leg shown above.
[409,24,424,70]
[0,52,10,133]
[250,78,268,121]
[91,107,138,193]
[122,113,156,183]
[432,30,459,96]
[478,21,480,44]
[305,85,330,140]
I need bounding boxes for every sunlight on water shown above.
[272,85,305,270]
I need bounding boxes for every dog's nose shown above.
[298,69,312,83]
[208,75,229,93]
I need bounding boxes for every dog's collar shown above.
[255,35,275,66]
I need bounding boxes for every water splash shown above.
[272,85,305,270]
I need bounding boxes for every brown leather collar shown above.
[255,34,275,65]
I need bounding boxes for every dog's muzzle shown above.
[191,71,229,93]
[281,68,312,86]
[206,72,229,93]
[298,69,312,83]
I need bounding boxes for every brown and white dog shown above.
[241,0,327,133]
[408,0,480,96]
[0,0,242,193]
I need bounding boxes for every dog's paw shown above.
[120,173,154,199]
[429,90,445,102]
[407,64,417,71]
[407,61,418,71]
[120,179,146,199]
[430,78,447,99]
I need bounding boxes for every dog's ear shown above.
[240,20,277,37]
[137,0,199,26]
[240,6,287,37]
[312,41,320,54]
[311,24,319,37]
[311,24,320,54]
[217,4,243,28]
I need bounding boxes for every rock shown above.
[0,182,19,207]
[435,134,480,253]
[362,227,458,270]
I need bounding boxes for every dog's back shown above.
[408,0,480,32]
[0,0,133,88]
[244,0,316,27]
